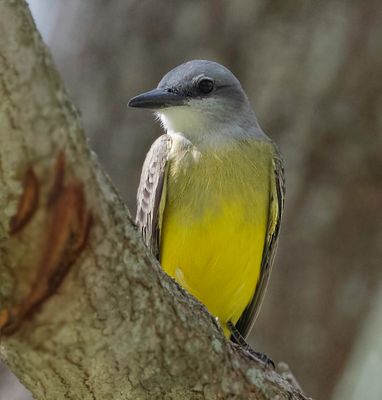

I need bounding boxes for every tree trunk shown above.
[0,2,309,399]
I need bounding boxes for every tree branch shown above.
[0,1,310,399]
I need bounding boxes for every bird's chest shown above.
[168,152,231,214]
[165,145,269,222]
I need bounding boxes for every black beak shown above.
[128,88,186,109]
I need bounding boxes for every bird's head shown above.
[128,60,258,140]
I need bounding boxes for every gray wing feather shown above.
[136,134,171,259]
[235,153,285,339]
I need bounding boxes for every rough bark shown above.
[0,2,309,399]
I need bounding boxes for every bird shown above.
[128,60,285,342]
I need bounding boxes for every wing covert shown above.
[136,134,171,258]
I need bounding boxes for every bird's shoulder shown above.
[137,135,171,201]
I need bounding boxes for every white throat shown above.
[157,106,208,136]
[156,102,258,149]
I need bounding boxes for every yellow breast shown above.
[160,138,272,336]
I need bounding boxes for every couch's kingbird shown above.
[129,60,285,339]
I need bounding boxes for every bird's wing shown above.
[235,151,285,339]
[136,134,172,259]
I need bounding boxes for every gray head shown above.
[128,60,258,138]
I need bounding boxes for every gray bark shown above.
[0,2,309,399]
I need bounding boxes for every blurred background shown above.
[1,1,381,399]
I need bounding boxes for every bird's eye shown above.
[198,79,214,94]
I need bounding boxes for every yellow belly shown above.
[160,199,267,336]
[160,141,269,336]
